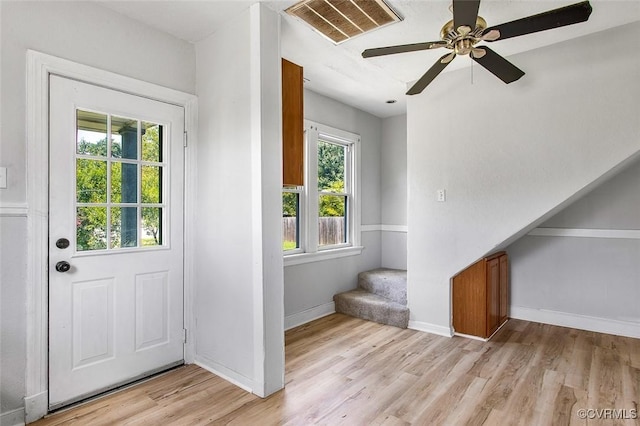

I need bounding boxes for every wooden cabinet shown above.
[282,58,304,186]
[452,251,509,339]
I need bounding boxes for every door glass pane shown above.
[110,162,138,204]
[112,116,138,160]
[76,207,107,251]
[120,162,138,204]
[141,207,162,246]
[111,207,138,248]
[110,162,121,203]
[76,110,107,156]
[141,166,162,203]
[318,195,346,246]
[76,159,107,203]
[142,122,162,162]
[318,140,346,192]
[283,192,299,251]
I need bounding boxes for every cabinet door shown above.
[453,260,487,337]
[499,255,509,323]
[486,258,501,337]
[282,59,304,186]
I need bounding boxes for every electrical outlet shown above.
[437,189,446,202]
[0,167,6,189]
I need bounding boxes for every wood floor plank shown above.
[33,314,640,426]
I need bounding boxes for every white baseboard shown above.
[510,306,640,339]
[284,302,335,331]
[1,408,25,426]
[194,356,253,394]
[24,392,47,424]
[408,320,453,337]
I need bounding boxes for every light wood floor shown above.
[34,314,640,425]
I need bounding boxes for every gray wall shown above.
[0,1,195,419]
[283,90,382,323]
[381,114,407,270]
[508,156,640,334]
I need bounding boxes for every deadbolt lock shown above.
[56,238,70,249]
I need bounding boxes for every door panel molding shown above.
[25,50,197,423]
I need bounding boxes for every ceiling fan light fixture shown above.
[286,0,402,44]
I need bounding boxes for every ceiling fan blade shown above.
[362,41,448,58]
[453,0,481,31]
[483,1,592,42]
[406,52,456,95]
[471,46,524,84]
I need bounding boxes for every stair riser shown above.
[358,269,407,305]
[334,293,409,329]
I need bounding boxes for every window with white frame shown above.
[283,121,361,263]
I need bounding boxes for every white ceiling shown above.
[97,0,640,118]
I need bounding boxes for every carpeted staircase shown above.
[333,268,409,328]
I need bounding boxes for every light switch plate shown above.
[0,167,7,189]
[437,189,446,202]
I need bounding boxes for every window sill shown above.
[284,246,364,267]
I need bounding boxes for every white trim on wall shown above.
[511,306,640,339]
[408,320,453,337]
[0,407,25,426]
[382,224,408,233]
[25,50,197,422]
[284,302,335,330]
[528,227,640,239]
[284,246,363,267]
[361,224,408,233]
[194,357,253,394]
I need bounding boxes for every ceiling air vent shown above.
[286,0,402,44]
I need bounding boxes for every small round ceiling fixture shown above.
[386,99,397,104]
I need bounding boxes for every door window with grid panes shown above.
[75,110,167,252]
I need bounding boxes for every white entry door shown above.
[49,75,185,409]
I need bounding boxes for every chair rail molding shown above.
[528,227,640,239]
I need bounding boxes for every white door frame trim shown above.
[25,50,198,423]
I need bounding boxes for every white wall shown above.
[193,4,284,397]
[283,90,382,327]
[0,1,196,421]
[407,21,640,335]
[508,156,640,337]
[381,114,407,270]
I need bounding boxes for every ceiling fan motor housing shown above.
[441,16,488,56]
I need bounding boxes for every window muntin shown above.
[283,122,359,258]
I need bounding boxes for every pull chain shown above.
[471,58,474,85]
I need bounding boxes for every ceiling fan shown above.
[362,1,593,95]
